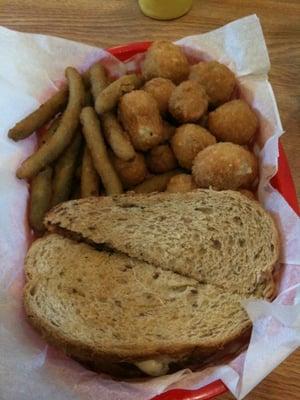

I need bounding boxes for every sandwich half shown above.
[45,190,279,298]
[24,233,251,377]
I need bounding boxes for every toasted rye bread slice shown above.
[45,190,279,298]
[24,234,251,374]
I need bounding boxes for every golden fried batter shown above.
[189,61,236,106]
[119,90,163,151]
[208,100,258,145]
[112,152,148,188]
[142,40,189,84]
[192,142,258,190]
[144,78,175,114]
[169,81,208,123]
[146,144,177,173]
[166,174,197,193]
[171,124,216,170]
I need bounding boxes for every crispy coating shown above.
[102,112,136,161]
[80,107,123,195]
[146,144,177,174]
[171,124,216,170]
[37,116,61,146]
[112,152,147,189]
[142,40,189,84]
[118,90,163,151]
[166,174,197,193]
[17,67,85,180]
[89,63,108,101]
[168,81,208,123]
[189,61,236,106]
[8,64,93,142]
[192,142,258,190]
[132,170,178,193]
[51,131,82,207]
[8,87,68,141]
[81,146,100,197]
[144,78,175,114]
[208,100,258,145]
[29,167,53,233]
[28,118,60,233]
[95,74,142,114]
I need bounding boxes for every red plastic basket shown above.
[106,42,299,400]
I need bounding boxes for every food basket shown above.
[106,41,299,400]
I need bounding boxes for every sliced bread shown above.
[24,234,251,375]
[45,190,279,298]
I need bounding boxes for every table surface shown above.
[1,1,299,399]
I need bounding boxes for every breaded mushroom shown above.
[192,142,258,190]
[111,152,148,188]
[146,144,177,174]
[189,61,236,106]
[171,124,216,170]
[168,81,208,123]
[208,99,258,145]
[166,174,197,193]
[118,90,163,151]
[144,78,175,114]
[142,40,189,84]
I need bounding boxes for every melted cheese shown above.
[134,359,170,376]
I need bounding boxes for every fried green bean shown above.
[28,117,62,233]
[132,170,178,194]
[89,63,108,102]
[8,63,95,142]
[17,67,85,180]
[95,74,143,114]
[81,146,100,197]
[38,116,61,146]
[29,167,53,233]
[102,111,135,161]
[80,107,123,195]
[51,131,82,207]
[9,87,68,141]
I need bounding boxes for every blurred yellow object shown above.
[138,0,193,20]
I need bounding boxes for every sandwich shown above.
[24,190,279,376]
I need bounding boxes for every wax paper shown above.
[0,14,299,400]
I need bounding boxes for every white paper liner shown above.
[0,14,299,400]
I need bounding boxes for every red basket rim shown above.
[105,41,299,400]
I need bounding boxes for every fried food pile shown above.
[9,40,259,234]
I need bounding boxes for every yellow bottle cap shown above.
[139,0,193,20]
